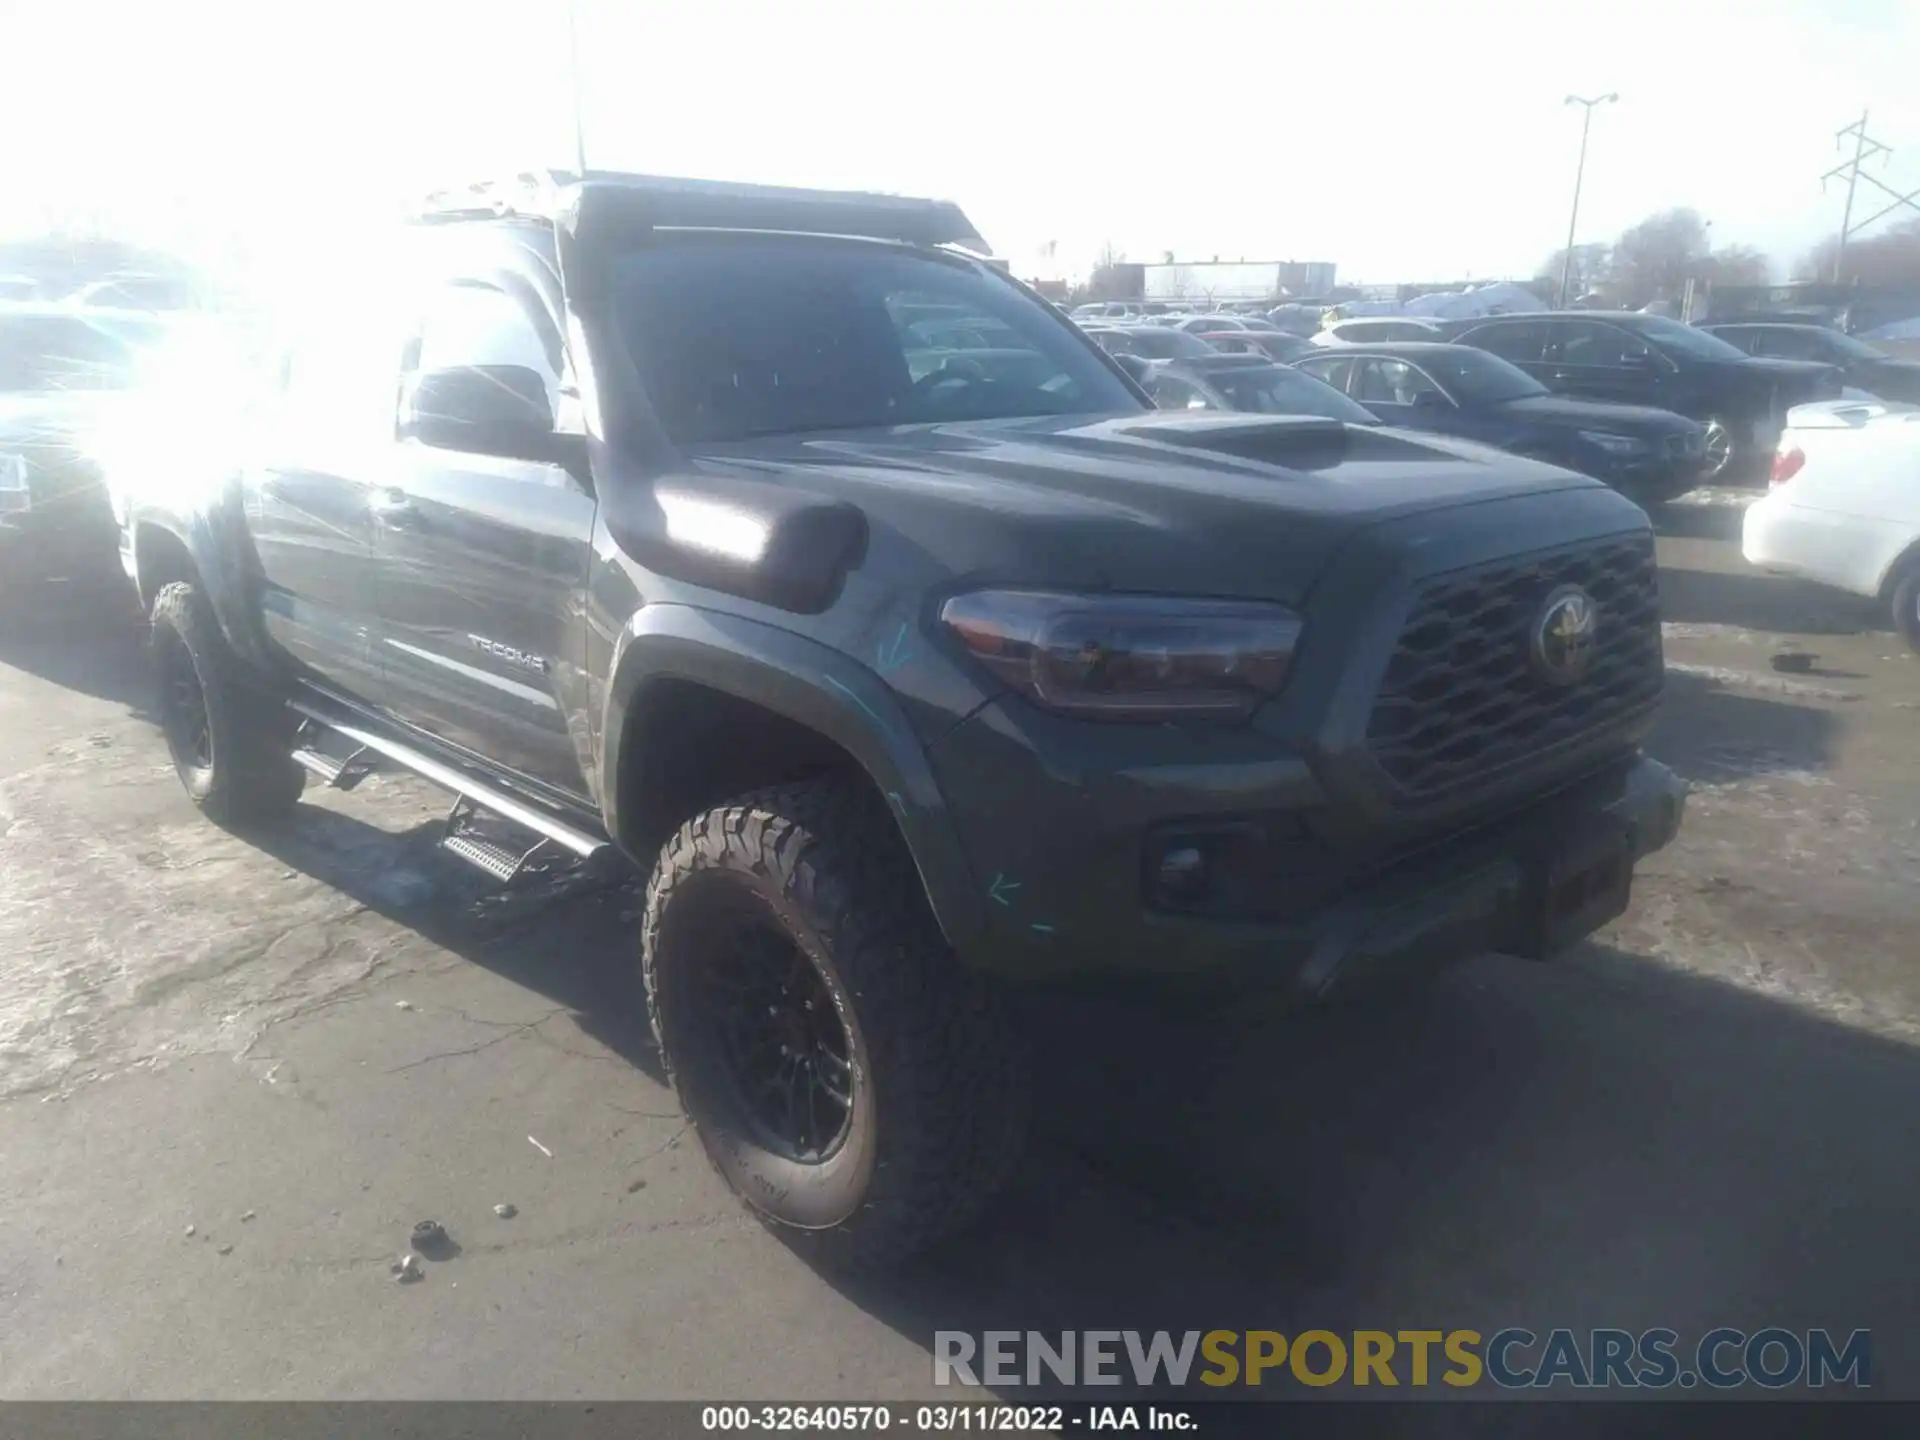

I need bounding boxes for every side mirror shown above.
[1112,353,1153,386]
[1412,389,1449,412]
[400,364,574,464]
[1624,351,1663,373]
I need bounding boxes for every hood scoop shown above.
[1113,413,1355,468]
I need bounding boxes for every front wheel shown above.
[1699,418,1735,482]
[150,581,304,825]
[642,781,1029,1269]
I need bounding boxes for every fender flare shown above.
[600,603,988,958]
[126,484,277,674]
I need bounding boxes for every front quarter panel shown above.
[597,599,991,959]
[127,476,280,675]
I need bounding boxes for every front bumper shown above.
[930,699,1686,999]
[1584,438,1710,503]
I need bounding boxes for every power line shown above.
[1820,112,1920,282]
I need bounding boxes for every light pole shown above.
[1558,93,1618,307]
[567,0,590,175]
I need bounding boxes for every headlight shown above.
[1576,430,1647,455]
[939,590,1303,721]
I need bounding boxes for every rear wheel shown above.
[150,582,304,825]
[642,781,1028,1269]
[1700,418,1735,481]
[1892,563,1920,655]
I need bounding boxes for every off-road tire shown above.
[1892,562,1920,655]
[642,780,1029,1269]
[149,581,304,825]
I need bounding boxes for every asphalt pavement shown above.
[0,495,1915,1402]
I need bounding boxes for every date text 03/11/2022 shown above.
[700,1405,1193,1431]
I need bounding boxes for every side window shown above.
[278,305,411,450]
[1714,328,1764,355]
[1295,356,1355,393]
[1459,320,1548,364]
[1339,323,1381,343]
[1751,328,1817,361]
[1553,320,1653,368]
[1351,358,1439,406]
[1149,375,1214,410]
[412,281,561,401]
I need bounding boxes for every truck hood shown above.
[693,411,1625,606]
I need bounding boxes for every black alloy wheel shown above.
[699,913,856,1164]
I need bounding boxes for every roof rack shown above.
[415,170,988,251]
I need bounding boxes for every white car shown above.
[1742,399,1920,651]
[1309,317,1453,347]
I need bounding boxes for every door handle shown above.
[368,487,416,524]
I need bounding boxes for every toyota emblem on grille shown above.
[1530,585,1598,685]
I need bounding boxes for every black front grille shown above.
[1366,534,1663,798]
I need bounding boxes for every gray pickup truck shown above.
[117,171,1686,1267]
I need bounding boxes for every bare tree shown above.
[1538,242,1612,299]
[1085,241,1134,302]
[1798,215,1920,287]
[1700,244,1771,289]
[1608,209,1713,309]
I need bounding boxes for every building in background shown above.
[1143,259,1337,304]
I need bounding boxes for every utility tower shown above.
[1821,112,1920,282]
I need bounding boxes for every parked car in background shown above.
[1168,313,1281,335]
[1082,324,1220,361]
[1699,323,1920,406]
[1265,303,1330,336]
[1444,311,1843,482]
[1200,330,1315,363]
[1139,352,1384,422]
[1311,317,1452,347]
[1744,400,1920,651]
[0,302,170,583]
[1291,343,1709,506]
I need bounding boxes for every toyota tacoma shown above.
[116,171,1686,1267]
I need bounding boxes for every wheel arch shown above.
[602,605,988,959]
[126,493,275,673]
[1875,534,1920,601]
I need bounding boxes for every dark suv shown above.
[1445,311,1842,482]
[1698,322,1920,406]
[116,173,1686,1267]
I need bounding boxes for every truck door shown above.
[372,268,598,801]
[244,307,402,705]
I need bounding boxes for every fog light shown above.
[1154,845,1210,906]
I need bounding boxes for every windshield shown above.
[610,238,1140,442]
[0,312,163,393]
[1207,364,1380,424]
[1413,347,1548,403]
[1631,314,1750,362]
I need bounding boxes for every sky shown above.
[4,0,1920,289]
